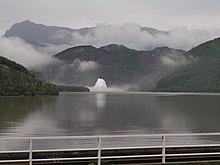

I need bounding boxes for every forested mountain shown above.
[0,56,59,96]
[39,44,187,90]
[155,37,220,92]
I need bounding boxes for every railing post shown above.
[162,134,166,164]
[98,137,102,165]
[29,139,32,165]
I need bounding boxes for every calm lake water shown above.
[1,92,220,149]
[0,92,220,150]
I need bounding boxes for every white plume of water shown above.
[89,78,128,92]
[95,78,107,88]
[90,78,108,92]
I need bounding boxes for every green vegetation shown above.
[57,85,90,92]
[0,56,59,96]
[0,56,31,75]
[155,37,220,92]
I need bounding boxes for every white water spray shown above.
[89,78,108,92]
[89,78,128,92]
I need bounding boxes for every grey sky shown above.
[1,0,220,35]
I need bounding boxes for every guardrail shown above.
[1,133,220,164]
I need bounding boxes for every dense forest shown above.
[0,56,59,96]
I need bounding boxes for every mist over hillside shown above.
[34,44,189,91]
[155,37,220,92]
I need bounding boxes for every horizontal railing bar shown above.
[0,159,29,163]
[0,150,29,154]
[0,136,97,140]
[33,156,98,162]
[1,132,220,141]
[1,152,219,163]
[167,152,220,157]
[166,144,220,148]
[0,134,163,140]
[33,146,162,153]
[166,132,220,137]
[33,148,98,153]
[102,145,163,150]
[99,134,163,138]
[2,144,220,155]
[101,154,162,159]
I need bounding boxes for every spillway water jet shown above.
[89,78,127,92]
[94,78,107,88]
[89,78,108,92]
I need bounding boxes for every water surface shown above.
[1,92,220,149]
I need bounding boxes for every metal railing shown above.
[1,133,220,164]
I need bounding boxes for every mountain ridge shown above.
[4,20,164,49]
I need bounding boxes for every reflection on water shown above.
[0,97,56,129]
[96,93,106,110]
[158,95,220,133]
[1,93,220,137]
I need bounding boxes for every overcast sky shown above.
[1,0,220,35]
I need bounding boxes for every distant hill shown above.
[4,20,165,49]
[38,44,187,90]
[155,37,220,92]
[0,56,59,96]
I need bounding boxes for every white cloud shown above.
[0,37,55,69]
[161,54,191,67]
[36,44,72,55]
[70,23,220,51]
[1,0,220,36]
[71,59,98,72]
[78,60,98,72]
